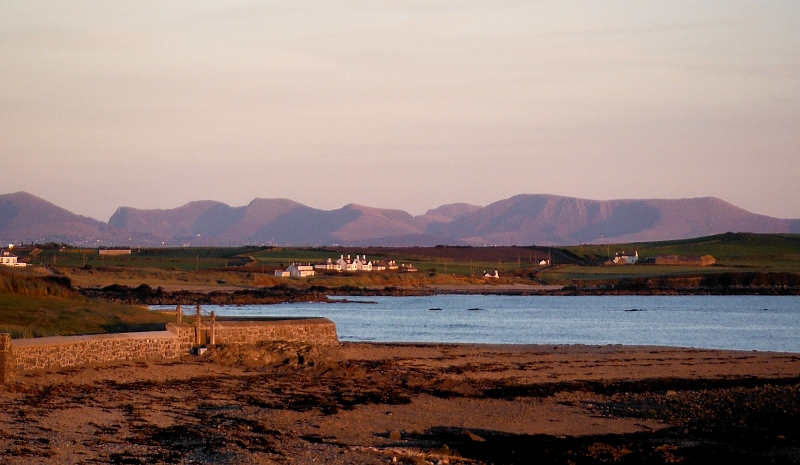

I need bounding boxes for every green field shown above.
[29,246,260,270]
[2,233,799,337]
[10,232,800,291]
[565,233,800,266]
[553,233,800,285]
[0,268,175,338]
[0,293,175,338]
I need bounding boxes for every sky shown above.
[2,1,799,221]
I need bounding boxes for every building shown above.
[613,251,638,265]
[400,263,418,273]
[353,255,372,271]
[98,248,132,256]
[373,259,398,271]
[314,258,342,271]
[336,255,358,271]
[483,270,499,278]
[286,263,315,278]
[318,254,400,273]
[275,263,317,278]
[0,250,25,267]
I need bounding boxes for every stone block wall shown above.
[165,322,196,353]
[11,331,181,371]
[0,334,14,384]
[212,318,339,347]
[0,317,339,380]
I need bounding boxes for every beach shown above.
[1,343,799,464]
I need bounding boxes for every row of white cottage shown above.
[275,255,416,278]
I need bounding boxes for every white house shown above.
[613,251,639,265]
[286,263,315,278]
[400,263,418,273]
[373,259,397,271]
[0,250,25,267]
[314,258,342,271]
[353,255,372,271]
[483,270,499,278]
[274,269,290,277]
[336,255,358,271]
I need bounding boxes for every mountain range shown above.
[1,191,798,247]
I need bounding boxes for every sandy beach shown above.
[1,343,798,464]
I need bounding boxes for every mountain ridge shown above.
[1,191,798,247]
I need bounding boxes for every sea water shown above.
[154,295,800,352]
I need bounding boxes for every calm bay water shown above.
[156,295,800,352]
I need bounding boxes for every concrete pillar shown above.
[210,311,216,346]
[176,304,182,324]
[0,334,15,384]
[195,304,202,345]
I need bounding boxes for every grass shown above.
[538,264,731,282]
[29,246,259,270]
[0,293,175,339]
[251,248,541,279]
[0,267,177,338]
[565,233,800,264]
[250,248,340,266]
[60,266,256,290]
[11,233,800,292]
[557,233,800,284]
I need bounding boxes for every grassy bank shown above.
[0,293,175,338]
[0,268,175,338]
[564,233,800,270]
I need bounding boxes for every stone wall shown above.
[0,334,14,384]
[212,318,339,347]
[0,317,338,381]
[166,322,196,354]
[654,255,716,266]
[11,331,181,372]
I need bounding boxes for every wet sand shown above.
[1,343,799,464]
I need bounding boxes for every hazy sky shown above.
[2,1,799,221]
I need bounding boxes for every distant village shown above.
[609,251,716,267]
[274,255,418,278]
[273,255,512,279]
[0,244,715,275]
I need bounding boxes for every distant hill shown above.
[431,194,799,245]
[1,191,798,246]
[0,192,117,245]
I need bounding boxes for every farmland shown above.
[8,232,800,294]
[1,233,799,337]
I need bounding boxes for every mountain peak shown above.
[1,192,797,246]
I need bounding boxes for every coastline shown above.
[82,282,800,306]
[2,342,799,463]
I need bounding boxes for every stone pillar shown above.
[176,304,182,324]
[195,304,202,345]
[0,334,15,384]
[210,311,216,346]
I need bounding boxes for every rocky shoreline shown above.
[79,281,800,306]
[2,343,799,463]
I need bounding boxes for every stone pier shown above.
[0,318,338,381]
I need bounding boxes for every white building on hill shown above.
[286,263,316,278]
[613,251,639,265]
[0,250,25,267]
[336,255,358,271]
[314,258,342,271]
[353,255,372,271]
